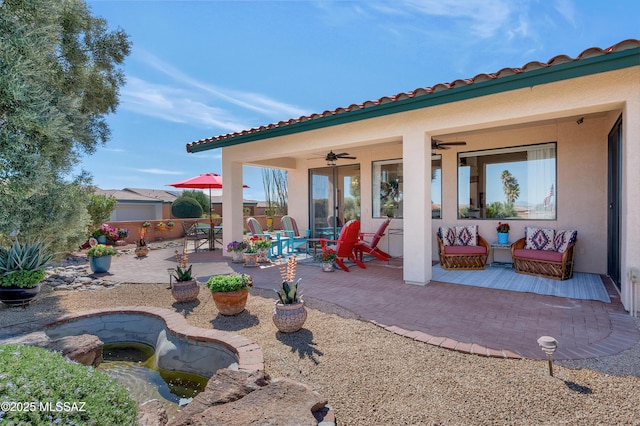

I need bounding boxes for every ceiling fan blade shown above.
[335,152,350,156]
[439,141,467,146]
[339,156,357,159]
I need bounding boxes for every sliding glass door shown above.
[309,164,360,239]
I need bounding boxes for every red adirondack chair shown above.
[320,219,365,272]
[354,218,392,262]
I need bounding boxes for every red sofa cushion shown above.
[444,245,487,255]
[513,248,563,263]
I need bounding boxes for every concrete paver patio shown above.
[106,246,639,360]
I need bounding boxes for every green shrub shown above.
[207,273,253,292]
[171,197,203,218]
[0,344,138,425]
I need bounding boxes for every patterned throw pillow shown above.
[439,227,457,246]
[525,227,556,251]
[455,225,478,246]
[554,230,577,253]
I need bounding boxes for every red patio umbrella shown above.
[167,172,248,228]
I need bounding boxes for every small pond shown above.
[98,342,208,418]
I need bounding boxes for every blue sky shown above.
[78,0,639,202]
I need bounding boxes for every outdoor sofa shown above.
[511,227,577,280]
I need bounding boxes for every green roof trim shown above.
[188,46,639,153]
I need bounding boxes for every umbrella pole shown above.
[209,187,214,250]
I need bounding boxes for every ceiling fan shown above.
[325,150,356,165]
[431,139,467,150]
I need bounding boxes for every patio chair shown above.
[281,215,308,253]
[354,218,392,262]
[246,217,269,238]
[181,221,208,253]
[436,226,489,270]
[320,219,365,272]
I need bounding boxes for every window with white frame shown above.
[432,155,442,219]
[372,159,403,218]
[457,143,556,220]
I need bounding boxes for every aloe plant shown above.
[274,278,302,304]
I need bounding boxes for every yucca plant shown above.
[0,239,54,288]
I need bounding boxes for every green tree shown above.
[87,194,118,231]
[182,190,210,215]
[262,169,288,216]
[500,170,520,206]
[0,0,131,253]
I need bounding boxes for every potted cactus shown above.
[272,256,306,333]
[171,250,199,302]
[0,239,53,306]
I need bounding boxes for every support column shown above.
[222,157,244,257]
[402,130,432,285]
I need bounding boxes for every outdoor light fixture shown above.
[537,335,558,377]
[167,268,175,289]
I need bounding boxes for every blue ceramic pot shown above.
[89,255,112,273]
[96,235,107,244]
[497,232,509,245]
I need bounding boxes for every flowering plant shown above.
[137,227,147,247]
[275,256,301,304]
[317,247,337,262]
[248,236,272,250]
[87,244,117,257]
[142,221,151,228]
[227,240,248,252]
[117,228,129,239]
[496,222,510,233]
[92,223,118,240]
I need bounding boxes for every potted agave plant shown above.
[272,256,306,333]
[0,239,53,306]
[206,273,253,315]
[171,250,199,302]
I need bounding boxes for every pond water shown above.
[97,343,209,418]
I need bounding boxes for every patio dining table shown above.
[196,223,223,250]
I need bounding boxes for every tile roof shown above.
[186,39,639,153]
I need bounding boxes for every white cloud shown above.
[134,168,183,175]
[134,50,309,121]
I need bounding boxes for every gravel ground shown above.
[1,282,640,425]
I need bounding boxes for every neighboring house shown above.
[185,39,640,314]
[96,188,260,221]
[95,188,179,221]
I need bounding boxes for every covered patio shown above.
[186,40,640,316]
[99,247,638,360]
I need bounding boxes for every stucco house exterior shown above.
[186,39,640,314]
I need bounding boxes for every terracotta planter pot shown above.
[171,279,199,303]
[135,246,150,257]
[0,284,41,307]
[212,289,248,315]
[273,300,307,333]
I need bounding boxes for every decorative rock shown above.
[43,334,104,367]
[138,399,168,426]
[168,369,330,426]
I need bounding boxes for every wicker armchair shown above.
[437,234,489,270]
[511,237,576,280]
